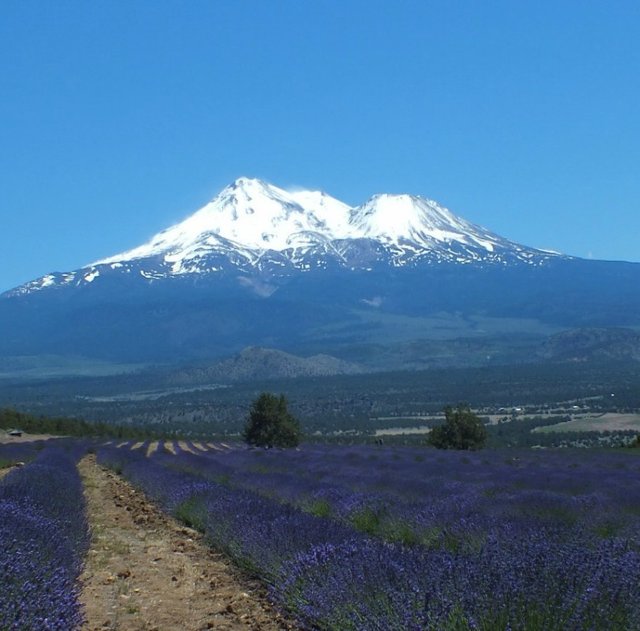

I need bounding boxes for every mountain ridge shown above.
[166,346,364,384]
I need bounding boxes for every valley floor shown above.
[78,455,296,631]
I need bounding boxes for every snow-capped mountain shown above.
[7,177,559,297]
[2,177,639,366]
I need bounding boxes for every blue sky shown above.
[1,1,639,291]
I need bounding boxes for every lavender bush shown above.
[0,440,47,468]
[0,446,90,630]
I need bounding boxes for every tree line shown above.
[0,408,163,440]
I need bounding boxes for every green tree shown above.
[243,393,301,448]
[428,404,487,450]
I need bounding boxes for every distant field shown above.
[0,355,146,379]
[374,426,433,436]
[2,359,638,441]
[79,383,229,403]
[533,413,640,433]
[0,431,59,443]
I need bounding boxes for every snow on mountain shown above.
[94,177,554,267]
[351,194,500,251]
[97,178,353,262]
[6,177,562,297]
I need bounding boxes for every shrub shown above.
[428,404,487,450]
[243,393,301,448]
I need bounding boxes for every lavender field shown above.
[97,441,640,630]
[1,437,639,629]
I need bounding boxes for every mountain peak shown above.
[222,176,280,198]
[230,176,264,188]
[350,193,504,254]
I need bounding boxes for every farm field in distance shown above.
[1,435,640,629]
[532,412,640,433]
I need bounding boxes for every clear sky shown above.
[1,1,639,291]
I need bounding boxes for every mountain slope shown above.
[540,328,640,362]
[166,347,364,384]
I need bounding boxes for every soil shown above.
[0,466,13,480]
[0,461,28,480]
[78,455,299,631]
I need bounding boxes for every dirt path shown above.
[78,455,297,631]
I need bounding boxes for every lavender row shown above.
[0,439,50,468]
[102,443,640,629]
[0,444,90,630]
